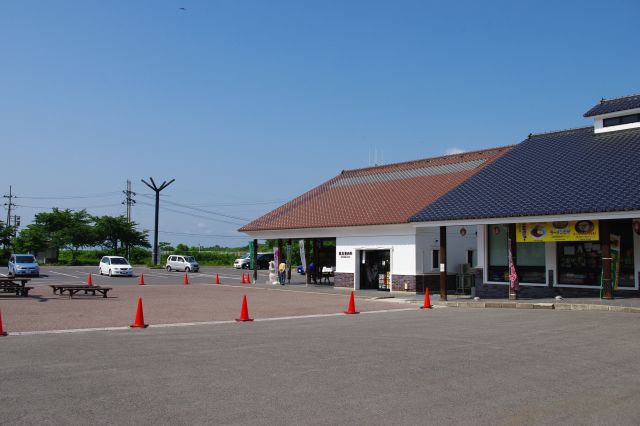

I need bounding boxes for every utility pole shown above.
[122,179,136,222]
[141,177,175,265]
[122,180,136,259]
[3,185,15,227]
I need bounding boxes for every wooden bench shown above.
[0,278,33,297]
[49,285,112,299]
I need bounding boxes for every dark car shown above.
[297,265,305,275]
[256,253,275,269]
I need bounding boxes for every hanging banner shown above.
[611,234,621,289]
[516,220,599,242]
[299,240,306,272]
[286,243,292,269]
[274,247,280,270]
[249,241,255,270]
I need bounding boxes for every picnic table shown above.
[0,277,33,297]
[49,285,112,299]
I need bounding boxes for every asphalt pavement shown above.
[1,308,639,425]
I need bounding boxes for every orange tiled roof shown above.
[239,146,512,232]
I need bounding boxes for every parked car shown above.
[99,256,133,277]
[297,265,305,275]
[166,255,200,272]
[233,253,251,269]
[8,254,40,277]
[256,253,275,269]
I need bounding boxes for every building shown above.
[241,94,640,299]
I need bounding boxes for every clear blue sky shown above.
[2,0,639,248]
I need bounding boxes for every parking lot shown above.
[0,266,396,333]
[2,306,640,425]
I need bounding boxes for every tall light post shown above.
[141,177,175,265]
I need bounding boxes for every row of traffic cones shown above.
[1,289,433,336]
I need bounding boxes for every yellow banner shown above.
[516,221,599,242]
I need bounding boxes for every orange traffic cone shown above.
[139,274,145,286]
[0,310,7,336]
[241,273,245,284]
[215,274,220,285]
[246,273,251,284]
[183,273,189,285]
[235,294,253,322]
[87,273,93,286]
[344,291,359,314]
[130,297,148,328]
[420,288,432,309]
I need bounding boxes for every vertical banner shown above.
[299,240,306,273]
[274,247,280,270]
[610,234,621,289]
[508,237,519,291]
[249,241,255,270]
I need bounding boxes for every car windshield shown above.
[16,255,35,263]
[110,258,129,265]
[184,256,195,262]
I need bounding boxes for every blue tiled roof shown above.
[410,126,640,222]
[584,94,640,117]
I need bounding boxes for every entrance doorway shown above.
[359,250,391,291]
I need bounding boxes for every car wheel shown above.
[166,265,172,272]
[99,268,103,276]
[108,269,112,277]
[185,267,191,273]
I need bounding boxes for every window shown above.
[487,224,546,283]
[603,113,640,127]
[432,250,440,270]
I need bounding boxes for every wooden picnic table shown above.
[50,285,112,299]
[0,277,33,297]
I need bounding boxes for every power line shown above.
[138,194,249,222]
[137,201,245,226]
[159,230,248,239]
[16,191,121,200]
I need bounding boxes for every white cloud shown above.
[444,147,465,155]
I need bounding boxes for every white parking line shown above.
[44,270,83,279]
[7,307,418,336]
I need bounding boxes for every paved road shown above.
[1,308,639,425]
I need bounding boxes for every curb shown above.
[434,301,640,313]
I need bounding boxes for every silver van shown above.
[165,255,200,272]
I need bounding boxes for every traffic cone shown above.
[215,274,220,285]
[183,273,189,285]
[235,294,253,322]
[246,273,251,284]
[87,273,93,286]
[130,297,148,328]
[344,291,359,314]
[139,274,145,286]
[0,310,7,336]
[241,273,245,284]
[420,288,432,309]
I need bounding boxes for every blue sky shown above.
[2,0,639,248]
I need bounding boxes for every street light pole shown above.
[141,177,175,265]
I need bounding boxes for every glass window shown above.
[432,250,439,270]
[487,224,546,283]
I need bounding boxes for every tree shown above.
[33,208,75,259]
[94,215,150,256]
[175,243,189,253]
[67,210,98,262]
[159,241,174,252]
[14,224,48,256]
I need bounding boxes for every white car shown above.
[233,254,250,269]
[165,255,199,272]
[99,256,133,277]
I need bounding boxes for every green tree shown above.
[94,215,150,256]
[33,208,75,259]
[175,243,189,253]
[67,210,98,262]
[14,224,48,255]
[159,241,174,252]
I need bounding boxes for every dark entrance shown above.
[360,250,391,291]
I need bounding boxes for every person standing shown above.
[278,261,286,285]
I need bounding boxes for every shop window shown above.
[557,219,634,287]
[487,224,546,283]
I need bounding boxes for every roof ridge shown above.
[527,125,592,139]
[340,144,515,175]
[598,93,640,104]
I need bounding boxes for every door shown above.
[359,250,391,291]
